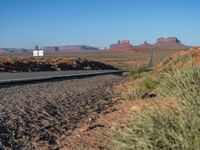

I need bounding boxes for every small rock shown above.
[149,93,156,98]
[48,135,57,145]
[87,124,105,131]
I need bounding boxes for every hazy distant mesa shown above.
[0,37,188,54]
[109,37,186,50]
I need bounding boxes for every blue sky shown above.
[0,0,200,48]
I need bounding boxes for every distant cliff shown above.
[109,40,134,50]
[155,37,185,47]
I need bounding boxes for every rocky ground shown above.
[62,96,132,150]
[0,75,123,150]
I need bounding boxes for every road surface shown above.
[0,70,123,84]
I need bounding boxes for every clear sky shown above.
[0,0,200,48]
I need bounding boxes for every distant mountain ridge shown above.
[43,45,99,53]
[0,45,100,54]
[0,48,32,54]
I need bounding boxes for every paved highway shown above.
[0,70,124,84]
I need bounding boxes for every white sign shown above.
[33,50,38,56]
[38,50,44,56]
[33,50,44,57]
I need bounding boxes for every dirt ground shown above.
[59,80,134,150]
[61,100,132,150]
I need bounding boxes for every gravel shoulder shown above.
[0,75,123,149]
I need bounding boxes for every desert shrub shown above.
[112,110,183,150]
[123,74,159,101]
[123,86,146,100]
[112,65,200,150]
[129,65,147,79]
[159,55,195,73]
[176,54,194,63]
[140,77,160,90]
[83,65,92,70]
[50,63,61,71]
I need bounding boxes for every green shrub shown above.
[140,77,160,90]
[123,74,160,101]
[129,65,147,79]
[50,64,61,71]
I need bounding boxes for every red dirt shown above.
[155,47,200,71]
[61,97,132,150]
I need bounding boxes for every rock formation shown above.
[138,40,153,48]
[155,37,184,47]
[109,40,133,50]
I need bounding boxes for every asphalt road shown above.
[0,70,123,84]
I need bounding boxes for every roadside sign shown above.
[33,50,44,57]
[38,50,44,56]
[33,50,38,56]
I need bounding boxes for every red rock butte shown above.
[155,37,184,47]
[109,40,133,49]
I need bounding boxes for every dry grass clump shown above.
[128,65,148,79]
[112,48,200,149]
[122,73,160,101]
[155,47,200,72]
